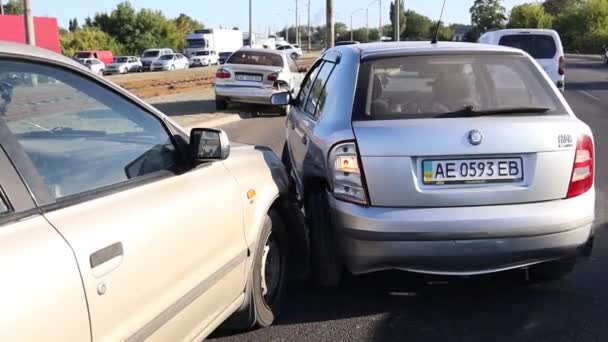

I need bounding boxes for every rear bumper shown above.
[330,190,595,275]
[215,84,279,105]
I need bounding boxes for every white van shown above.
[479,29,565,90]
[140,48,174,71]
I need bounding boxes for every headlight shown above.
[328,142,368,205]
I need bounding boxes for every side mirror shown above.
[190,128,230,162]
[270,92,292,106]
[298,66,308,73]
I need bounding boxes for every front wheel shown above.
[529,257,576,283]
[170,64,176,71]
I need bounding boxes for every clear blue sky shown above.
[33,0,527,32]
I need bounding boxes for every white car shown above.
[0,40,308,341]
[78,58,105,76]
[276,44,303,59]
[104,56,143,75]
[189,50,219,67]
[479,29,565,91]
[150,53,190,71]
[140,48,174,70]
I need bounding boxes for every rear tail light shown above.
[328,142,369,205]
[216,69,231,79]
[267,73,279,82]
[559,56,565,76]
[566,134,594,199]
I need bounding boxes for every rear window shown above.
[227,51,283,67]
[114,57,128,63]
[158,55,174,60]
[143,50,160,58]
[498,34,557,59]
[74,52,92,59]
[353,54,566,120]
[195,51,210,56]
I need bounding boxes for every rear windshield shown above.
[227,51,283,67]
[498,34,557,59]
[142,50,160,58]
[353,54,566,120]
[158,55,174,60]
[114,57,128,63]
[195,51,210,56]
[74,52,92,58]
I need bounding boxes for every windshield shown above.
[187,39,206,49]
[227,51,283,67]
[74,52,92,59]
[353,54,566,120]
[114,57,128,63]
[142,50,160,58]
[194,51,210,56]
[499,34,557,59]
[158,55,174,61]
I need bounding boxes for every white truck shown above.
[184,28,243,59]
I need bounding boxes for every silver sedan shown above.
[273,42,595,286]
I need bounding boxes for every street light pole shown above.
[394,0,400,42]
[327,0,335,48]
[366,8,369,42]
[350,8,363,42]
[307,0,311,53]
[24,0,35,45]
[248,0,253,47]
[295,0,299,46]
[0,0,4,15]
[379,0,382,41]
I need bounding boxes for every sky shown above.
[32,0,528,33]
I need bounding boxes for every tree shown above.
[508,3,552,29]
[2,0,23,15]
[60,27,122,57]
[553,0,608,53]
[68,18,80,32]
[404,10,432,40]
[389,0,407,40]
[543,0,580,16]
[470,0,506,33]
[429,21,455,41]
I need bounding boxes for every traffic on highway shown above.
[0,0,606,341]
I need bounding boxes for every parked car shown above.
[0,40,308,341]
[479,29,565,91]
[276,44,303,59]
[104,56,143,75]
[140,48,174,70]
[77,57,105,75]
[214,48,304,115]
[219,52,233,64]
[150,53,189,71]
[73,50,114,65]
[189,50,219,67]
[272,42,595,286]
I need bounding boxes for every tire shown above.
[307,190,342,287]
[529,257,576,283]
[223,211,289,330]
[170,64,176,71]
[215,96,228,110]
[291,53,298,60]
[98,70,104,76]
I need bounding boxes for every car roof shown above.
[337,41,527,59]
[482,28,558,36]
[236,47,285,55]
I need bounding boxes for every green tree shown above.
[470,0,506,33]
[543,0,580,16]
[554,0,608,53]
[429,21,455,41]
[404,10,432,40]
[68,18,80,32]
[173,13,204,50]
[2,0,23,15]
[60,27,122,57]
[508,3,552,29]
[389,0,407,39]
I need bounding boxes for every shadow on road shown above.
[151,99,284,120]
[567,81,608,91]
[567,61,606,70]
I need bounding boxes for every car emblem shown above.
[468,130,483,146]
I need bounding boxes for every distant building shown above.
[0,15,60,53]
[452,25,473,42]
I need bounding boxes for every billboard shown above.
[0,15,61,53]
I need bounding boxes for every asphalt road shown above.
[212,58,608,342]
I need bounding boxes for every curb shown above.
[566,54,604,61]
[184,114,242,130]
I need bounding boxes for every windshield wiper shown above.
[435,105,550,118]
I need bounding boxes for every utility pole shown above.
[327,0,334,48]
[307,0,311,53]
[24,0,35,45]
[379,0,382,41]
[1,0,4,15]
[351,8,363,42]
[394,0,400,42]
[295,0,299,46]
[366,8,369,42]
[248,0,253,47]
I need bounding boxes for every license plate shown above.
[236,74,262,82]
[422,158,523,185]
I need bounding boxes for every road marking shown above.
[580,90,600,101]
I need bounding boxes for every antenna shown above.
[431,0,448,44]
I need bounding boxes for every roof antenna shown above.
[431,0,448,44]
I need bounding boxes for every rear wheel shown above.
[215,96,228,110]
[529,257,576,283]
[307,190,342,287]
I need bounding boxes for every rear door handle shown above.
[90,242,124,278]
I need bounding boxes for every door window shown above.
[295,61,323,108]
[499,34,557,59]
[304,62,335,117]
[1,60,178,200]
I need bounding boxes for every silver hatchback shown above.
[273,42,595,285]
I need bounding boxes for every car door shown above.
[1,58,248,342]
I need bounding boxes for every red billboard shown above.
[0,15,60,53]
